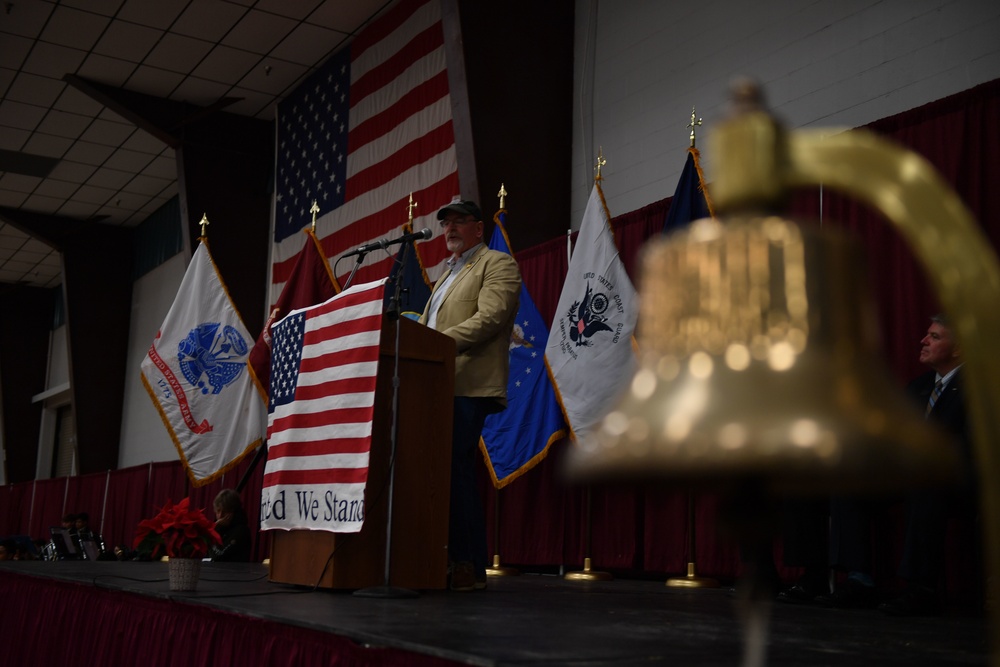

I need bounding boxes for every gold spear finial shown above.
[310,200,320,232]
[595,147,607,181]
[406,192,417,223]
[688,106,703,148]
[498,183,507,210]
[199,213,209,238]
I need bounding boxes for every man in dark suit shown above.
[420,200,520,591]
[821,314,973,615]
[878,313,973,615]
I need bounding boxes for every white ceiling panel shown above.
[41,6,111,52]
[22,42,88,79]
[1,0,392,288]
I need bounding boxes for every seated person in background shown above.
[0,538,16,561]
[211,489,251,562]
[74,511,111,560]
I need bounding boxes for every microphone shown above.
[342,228,432,257]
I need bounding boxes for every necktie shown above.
[925,380,944,417]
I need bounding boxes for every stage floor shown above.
[1,560,988,666]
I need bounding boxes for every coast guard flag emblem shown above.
[140,241,266,486]
[260,279,385,533]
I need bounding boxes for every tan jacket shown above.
[420,245,521,404]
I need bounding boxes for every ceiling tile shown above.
[63,140,115,165]
[73,183,116,205]
[79,118,134,147]
[105,190,147,209]
[0,223,30,242]
[93,20,163,63]
[0,172,43,191]
[0,99,47,131]
[143,32,214,74]
[56,199,101,219]
[172,3,247,42]
[223,10,298,55]
[270,23,344,67]
[1,1,54,39]
[37,110,94,139]
[1,259,37,273]
[86,167,133,190]
[236,59,308,95]
[6,72,66,107]
[191,44,260,84]
[142,154,176,179]
[34,178,80,199]
[251,0,323,21]
[103,147,154,172]
[0,247,12,262]
[22,193,65,214]
[120,129,167,154]
[116,0,187,29]
[0,33,33,69]
[0,268,25,282]
[22,41,88,79]
[41,6,112,51]
[22,133,74,158]
[53,85,105,117]
[124,65,185,97]
[77,53,138,87]
[47,161,97,183]
[307,0,386,33]
[0,189,29,208]
[59,0,125,17]
[22,237,55,254]
[121,173,172,196]
[0,127,31,151]
[0,68,14,96]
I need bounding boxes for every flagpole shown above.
[660,112,720,589]
[485,186,521,579]
[564,150,612,583]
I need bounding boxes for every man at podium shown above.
[420,199,521,591]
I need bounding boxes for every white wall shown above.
[117,252,189,469]
[572,0,1000,223]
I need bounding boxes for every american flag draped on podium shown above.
[269,0,457,309]
[260,280,386,533]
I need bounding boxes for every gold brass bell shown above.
[566,213,959,494]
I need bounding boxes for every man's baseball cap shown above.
[437,200,482,221]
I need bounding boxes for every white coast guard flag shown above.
[545,184,638,440]
[140,241,267,487]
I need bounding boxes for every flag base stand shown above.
[564,557,613,581]
[353,585,419,599]
[666,562,719,588]
[486,553,520,577]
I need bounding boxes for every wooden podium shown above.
[268,316,455,590]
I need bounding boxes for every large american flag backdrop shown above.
[270,0,457,307]
[260,279,386,533]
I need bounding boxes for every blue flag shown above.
[383,223,431,318]
[481,212,567,487]
[663,147,713,233]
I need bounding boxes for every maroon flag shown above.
[248,228,338,396]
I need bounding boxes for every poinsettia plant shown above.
[133,497,221,559]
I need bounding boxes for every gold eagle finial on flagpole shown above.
[595,147,607,181]
[498,183,507,210]
[199,213,209,239]
[310,200,320,232]
[688,106,703,148]
[406,192,417,223]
